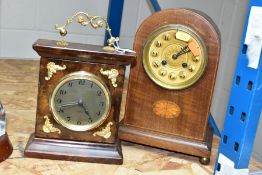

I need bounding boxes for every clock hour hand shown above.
[172,46,191,60]
[59,101,79,110]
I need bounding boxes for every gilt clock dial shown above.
[50,71,111,131]
[143,25,207,89]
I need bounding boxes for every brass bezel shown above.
[50,71,111,132]
[142,24,208,90]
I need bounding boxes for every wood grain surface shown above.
[34,57,126,144]
[120,9,220,159]
[0,59,261,174]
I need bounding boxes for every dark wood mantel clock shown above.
[24,12,136,164]
[119,8,220,164]
[0,102,13,163]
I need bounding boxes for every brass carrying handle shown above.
[55,11,119,51]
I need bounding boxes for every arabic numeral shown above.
[68,82,73,87]
[60,89,67,95]
[97,90,102,96]
[79,80,85,85]
[58,108,64,113]
[100,102,105,107]
[96,111,101,116]
[57,98,62,104]
[77,121,82,125]
[66,116,71,121]
[88,117,93,123]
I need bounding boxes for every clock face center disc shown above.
[142,24,208,90]
[162,43,188,70]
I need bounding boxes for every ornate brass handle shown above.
[55,11,119,52]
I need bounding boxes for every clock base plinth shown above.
[0,133,13,163]
[119,122,213,162]
[24,133,123,164]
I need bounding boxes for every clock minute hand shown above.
[175,46,190,57]
[77,99,90,116]
[178,46,190,56]
[172,46,191,60]
[82,105,90,116]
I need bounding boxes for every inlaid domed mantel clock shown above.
[119,8,220,164]
[24,12,136,164]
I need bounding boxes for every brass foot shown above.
[199,157,210,165]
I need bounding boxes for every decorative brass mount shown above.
[43,115,61,134]
[100,68,119,87]
[45,62,66,81]
[55,11,119,52]
[93,122,113,139]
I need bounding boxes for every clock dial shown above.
[143,24,208,89]
[50,71,111,131]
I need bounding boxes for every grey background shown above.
[0,0,261,162]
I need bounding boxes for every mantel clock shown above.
[119,8,220,164]
[24,12,136,164]
[0,102,13,163]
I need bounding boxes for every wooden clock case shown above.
[119,9,220,161]
[0,103,13,163]
[0,134,13,163]
[24,39,136,164]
